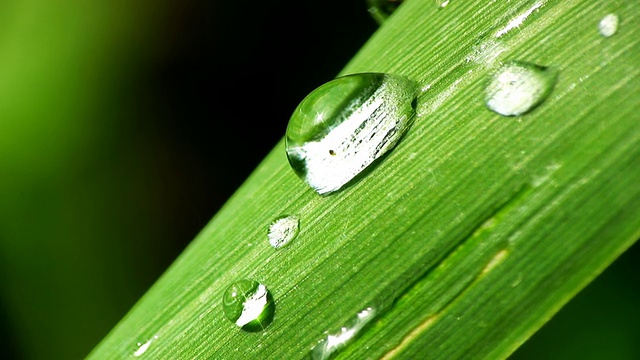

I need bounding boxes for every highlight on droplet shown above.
[285,72,418,195]
[133,335,158,357]
[268,215,300,249]
[309,307,378,360]
[484,60,558,116]
[222,279,275,332]
[598,13,619,37]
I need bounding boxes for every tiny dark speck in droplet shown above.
[329,149,336,156]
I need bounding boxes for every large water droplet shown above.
[598,14,619,37]
[285,73,418,195]
[268,215,300,249]
[309,307,378,360]
[222,279,275,332]
[367,0,404,24]
[484,61,558,116]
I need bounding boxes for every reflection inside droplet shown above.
[133,335,158,357]
[268,215,300,249]
[598,13,619,37]
[222,279,275,332]
[309,307,377,360]
[485,60,558,116]
[285,72,418,195]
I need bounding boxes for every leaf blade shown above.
[88,0,640,359]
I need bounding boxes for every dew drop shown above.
[222,279,275,332]
[598,13,619,37]
[484,61,558,116]
[309,307,377,360]
[367,0,404,24]
[494,1,544,38]
[133,335,158,357]
[268,215,300,249]
[285,73,418,195]
[436,0,451,8]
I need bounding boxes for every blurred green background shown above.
[0,1,637,359]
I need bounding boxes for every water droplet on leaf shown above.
[285,73,418,195]
[222,279,275,332]
[309,307,378,360]
[367,0,404,24]
[485,61,558,116]
[133,335,158,357]
[436,0,451,8]
[598,13,619,37]
[494,1,544,38]
[268,215,300,249]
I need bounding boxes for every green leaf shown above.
[88,0,640,359]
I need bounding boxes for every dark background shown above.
[0,1,378,359]
[0,1,637,359]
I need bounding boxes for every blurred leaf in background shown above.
[0,1,182,358]
[0,1,377,359]
[511,241,640,360]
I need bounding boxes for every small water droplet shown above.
[484,61,558,116]
[436,0,451,8]
[494,1,545,38]
[309,307,377,360]
[598,13,619,37]
[268,215,300,249]
[133,335,158,357]
[367,0,404,24]
[285,73,418,195]
[222,279,275,332]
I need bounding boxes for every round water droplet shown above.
[436,0,451,8]
[285,73,418,195]
[484,61,558,116]
[222,279,275,332]
[598,13,619,37]
[268,215,300,249]
[367,0,404,24]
